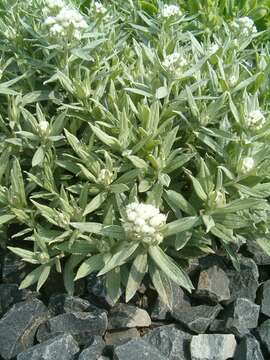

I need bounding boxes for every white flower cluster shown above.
[246,110,266,130]
[97,169,113,185]
[241,157,255,174]
[123,203,167,245]
[162,53,187,73]
[39,120,50,134]
[44,0,87,40]
[94,1,107,14]
[231,17,257,37]
[161,4,182,18]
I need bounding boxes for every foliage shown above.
[0,0,270,305]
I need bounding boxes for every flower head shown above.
[246,110,266,130]
[161,4,182,18]
[241,157,255,174]
[39,121,50,134]
[123,202,166,245]
[94,1,107,14]
[162,52,187,74]
[231,17,257,38]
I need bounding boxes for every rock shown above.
[87,273,114,309]
[0,284,37,317]
[224,298,260,337]
[247,241,270,265]
[151,279,191,321]
[260,280,270,318]
[0,298,48,359]
[172,304,222,334]
[105,328,140,346]
[226,257,259,303]
[190,334,237,360]
[37,310,108,345]
[113,338,167,360]
[143,324,191,360]
[1,253,28,284]
[48,293,92,315]
[78,336,105,359]
[234,335,264,360]
[257,319,270,355]
[208,319,229,334]
[108,304,151,329]
[198,255,228,272]
[17,334,79,360]
[195,265,230,303]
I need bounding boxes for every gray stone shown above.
[17,334,79,360]
[78,336,105,359]
[208,319,229,334]
[48,293,92,315]
[0,284,37,316]
[143,324,191,360]
[234,335,264,360]
[257,319,270,355]
[87,273,114,308]
[195,265,230,303]
[247,241,270,265]
[37,310,108,345]
[172,304,222,334]
[226,257,259,303]
[0,298,48,359]
[151,279,191,321]
[109,304,151,329]
[105,328,140,346]
[190,334,237,360]
[113,338,167,360]
[224,298,260,337]
[1,253,28,284]
[260,280,270,318]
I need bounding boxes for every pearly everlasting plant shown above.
[0,0,270,306]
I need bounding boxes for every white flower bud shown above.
[246,110,266,130]
[94,2,107,14]
[241,157,255,174]
[149,213,167,227]
[39,120,49,133]
[161,4,182,18]
[231,17,257,38]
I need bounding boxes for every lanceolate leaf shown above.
[148,246,194,292]
[75,253,105,280]
[126,252,148,302]
[149,259,173,308]
[161,216,201,237]
[212,198,265,214]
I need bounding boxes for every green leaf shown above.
[164,190,196,216]
[102,225,126,240]
[0,214,16,225]
[149,259,173,307]
[155,86,168,99]
[90,125,121,150]
[98,243,139,276]
[127,155,148,170]
[162,216,201,237]
[71,222,103,234]
[64,255,85,295]
[185,170,207,201]
[32,146,44,167]
[75,254,105,280]
[106,267,121,304]
[37,265,51,291]
[148,246,193,292]
[83,192,107,216]
[124,87,152,97]
[7,246,36,262]
[19,264,47,289]
[256,237,270,257]
[212,198,265,214]
[126,252,148,302]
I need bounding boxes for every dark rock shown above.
[0,298,48,359]
[0,284,37,317]
[108,304,151,329]
[224,298,260,337]
[190,334,237,360]
[105,328,140,346]
[198,255,228,272]
[113,338,167,360]
[247,241,270,265]
[17,334,79,360]
[143,324,191,360]
[172,304,222,334]
[151,279,191,321]
[87,273,114,309]
[257,319,270,355]
[48,293,92,315]
[234,335,264,360]
[1,253,28,284]
[260,280,270,318]
[195,265,230,303]
[226,257,259,303]
[78,336,105,359]
[37,310,108,346]
[208,319,229,334]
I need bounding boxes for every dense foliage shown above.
[0,0,270,305]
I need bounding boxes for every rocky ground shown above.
[0,241,270,359]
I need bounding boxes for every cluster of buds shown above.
[161,4,182,18]
[231,17,257,38]
[208,190,226,209]
[94,1,107,14]
[162,53,188,74]
[38,120,50,135]
[123,203,167,245]
[44,0,88,40]
[97,169,114,186]
[240,157,255,174]
[246,110,266,130]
